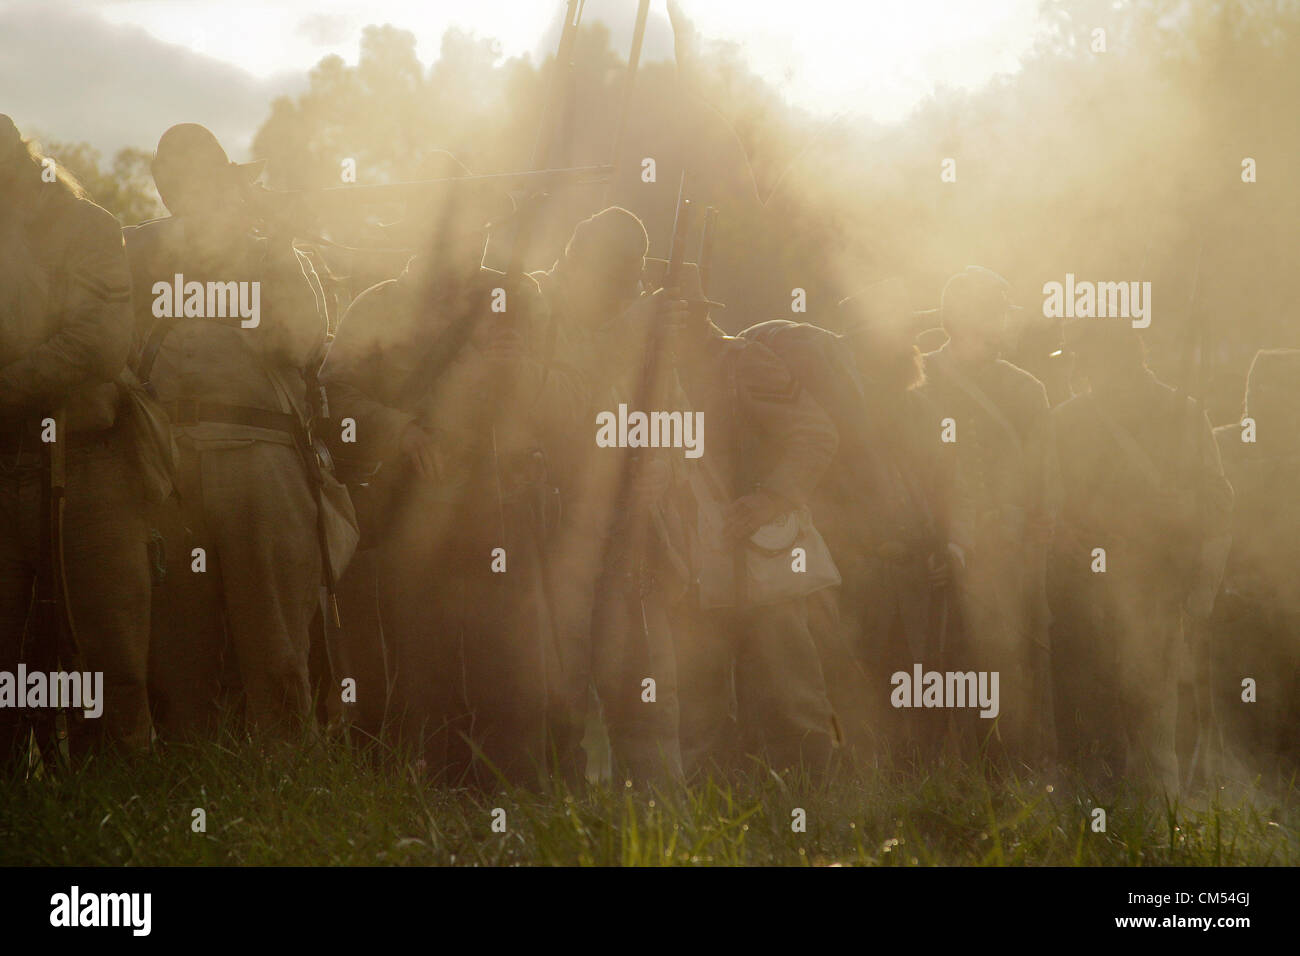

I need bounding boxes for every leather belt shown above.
[166,399,298,435]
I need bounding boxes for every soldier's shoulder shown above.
[1213,423,1250,462]
[46,196,127,253]
[1050,390,1090,422]
[734,336,804,403]
[995,356,1047,390]
[344,275,404,319]
[121,216,177,255]
[739,319,835,343]
[995,357,1050,407]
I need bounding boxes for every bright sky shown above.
[96,0,1046,124]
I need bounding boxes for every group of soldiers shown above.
[3,114,1297,795]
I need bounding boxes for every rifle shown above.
[30,409,77,769]
[613,172,692,587]
[604,0,652,206]
[697,206,718,296]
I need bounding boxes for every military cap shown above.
[152,123,265,191]
[939,265,1023,325]
[564,206,649,266]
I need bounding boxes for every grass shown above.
[2,730,1297,866]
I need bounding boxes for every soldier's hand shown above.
[399,422,439,479]
[621,288,689,336]
[722,490,787,543]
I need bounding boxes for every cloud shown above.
[297,12,353,47]
[0,1,303,159]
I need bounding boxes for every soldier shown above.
[322,159,584,787]
[1210,348,1300,777]
[920,266,1055,764]
[1049,318,1232,792]
[0,116,153,764]
[660,261,840,779]
[533,206,691,784]
[123,123,331,744]
[741,278,958,767]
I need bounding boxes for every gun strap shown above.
[1088,395,1165,491]
[937,354,1024,458]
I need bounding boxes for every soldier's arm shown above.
[0,201,132,413]
[321,284,417,464]
[737,340,838,506]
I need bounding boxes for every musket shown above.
[604,0,652,206]
[697,206,719,296]
[612,173,693,668]
[31,409,77,769]
[663,173,694,296]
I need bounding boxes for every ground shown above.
[3,733,1296,866]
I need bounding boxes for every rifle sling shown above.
[939,356,1024,457]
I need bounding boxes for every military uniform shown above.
[672,322,839,777]
[535,267,691,784]
[123,215,328,742]
[921,343,1055,760]
[1050,368,1232,790]
[1,176,152,761]
[324,261,583,785]
[744,320,953,765]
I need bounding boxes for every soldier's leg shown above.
[455,549,549,787]
[734,596,837,776]
[200,443,319,741]
[0,471,37,768]
[546,518,602,784]
[376,492,458,775]
[1123,616,1181,794]
[147,444,226,740]
[333,550,390,743]
[62,434,152,756]
[592,567,682,784]
[672,604,738,779]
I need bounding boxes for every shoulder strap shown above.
[939,355,1023,456]
[1089,394,1166,490]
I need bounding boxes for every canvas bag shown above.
[690,344,840,609]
